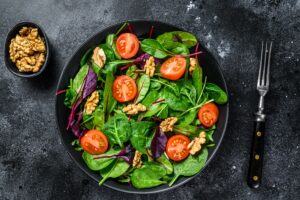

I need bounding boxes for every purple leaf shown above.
[70,111,83,138]
[67,63,97,136]
[151,126,167,159]
[93,144,134,164]
[134,53,160,69]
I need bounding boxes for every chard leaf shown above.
[136,74,151,104]
[151,127,167,159]
[157,31,197,48]
[99,159,130,185]
[103,73,116,121]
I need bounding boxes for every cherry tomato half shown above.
[80,130,108,155]
[166,134,190,161]
[112,75,137,102]
[160,56,186,80]
[116,33,139,59]
[198,102,219,127]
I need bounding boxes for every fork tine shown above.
[266,41,273,87]
[262,41,268,86]
[257,41,264,87]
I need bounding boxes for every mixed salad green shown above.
[59,23,228,189]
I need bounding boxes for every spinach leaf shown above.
[173,124,201,137]
[130,121,155,154]
[105,34,121,60]
[131,162,167,189]
[162,87,190,111]
[162,41,190,55]
[150,80,162,90]
[105,60,134,73]
[82,148,120,171]
[99,158,130,185]
[136,74,151,103]
[125,65,137,79]
[99,44,116,62]
[80,48,93,66]
[157,154,173,174]
[103,73,116,121]
[143,103,166,118]
[179,81,197,106]
[205,83,228,104]
[178,109,197,126]
[192,62,203,99]
[169,148,208,186]
[141,90,159,107]
[157,31,197,48]
[140,39,169,59]
[103,113,131,147]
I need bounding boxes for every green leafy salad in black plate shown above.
[59,23,228,189]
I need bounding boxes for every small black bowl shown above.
[4,21,50,78]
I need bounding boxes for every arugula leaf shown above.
[135,74,151,104]
[64,80,77,108]
[157,31,197,48]
[82,106,105,130]
[82,148,120,171]
[130,121,155,154]
[205,83,228,104]
[103,73,116,121]
[140,39,169,59]
[99,158,130,185]
[169,148,208,186]
[103,113,131,147]
[131,162,167,189]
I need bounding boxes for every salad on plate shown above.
[58,23,228,189]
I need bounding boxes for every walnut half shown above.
[188,131,206,155]
[122,103,146,115]
[132,150,143,168]
[92,47,106,68]
[160,117,178,132]
[189,57,197,73]
[144,56,156,77]
[84,91,99,114]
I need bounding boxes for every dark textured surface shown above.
[0,0,299,199]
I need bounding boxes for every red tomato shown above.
[166,134,190,161]
[160,56,186,80]
[116,33,139,59]
[112,75,137,102]
[80,130,108,155]
[198,102,219,127]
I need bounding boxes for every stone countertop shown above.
[0,0,299,199]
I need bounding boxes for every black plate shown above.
[4,21,50,78]
[55,20,229,194]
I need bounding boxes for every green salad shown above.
[59,23,228,189]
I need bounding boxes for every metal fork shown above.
[247,41,273,188]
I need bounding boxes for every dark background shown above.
[0,0,299,199]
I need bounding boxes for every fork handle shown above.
[247,120,265,188]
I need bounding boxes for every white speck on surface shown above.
[291,41,294,44]
[232,165,236,169]
[195,16,201,22]
[247,192,251,195]
[217,40,231,58]
[187,1,196,11]
[285,95,288,98]
[272,184,276,188]
[214,15,218,22]
[205,32,212,41]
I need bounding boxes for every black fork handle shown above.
[247,120,265,188]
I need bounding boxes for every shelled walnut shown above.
[160,117,178,132]
[84,91,99,114]
[144,56,156,77]
[9,27,46,73]
[122,103,146,115]
[189,57,197,73]
[132,150,142,168]
[91,47,106,68]
[188,131,206,155]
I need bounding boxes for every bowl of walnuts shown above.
[4,21,50,78]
